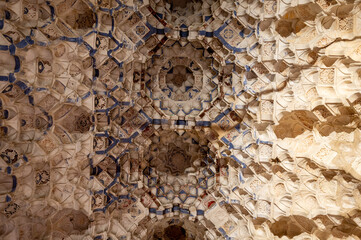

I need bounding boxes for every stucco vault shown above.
[1,0,361,239]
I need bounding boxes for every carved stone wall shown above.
[1,0,361,239]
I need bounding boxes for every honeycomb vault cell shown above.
[146,130,210,175]
[2,0,361,239]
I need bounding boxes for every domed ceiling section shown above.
[145,130,210,175]
[144,41,220,118]
[1,0,361,239]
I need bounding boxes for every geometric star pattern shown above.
[1,0,361,239]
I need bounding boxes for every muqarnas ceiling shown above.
[1,0,361,239]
